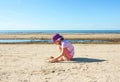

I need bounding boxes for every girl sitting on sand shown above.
[48,33,74,63]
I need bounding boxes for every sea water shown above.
[0,30,120,34]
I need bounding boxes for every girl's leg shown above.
[63,48,73,60]
[58,55,71,61]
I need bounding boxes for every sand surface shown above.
[0,44,120,82]
[0,34,120,40]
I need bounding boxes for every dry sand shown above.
[0,44,120,82]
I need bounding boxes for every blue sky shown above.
[0,0,120,30]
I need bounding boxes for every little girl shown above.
[48,33,74,63]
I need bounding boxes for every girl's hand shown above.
[49,58,58,63]
[47,56,54,62]
[50,56,54,59]
[48,58,54,63]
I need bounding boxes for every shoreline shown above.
[0,33,120,44]
[0,33,120,40]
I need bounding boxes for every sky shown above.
[0,0,120,30]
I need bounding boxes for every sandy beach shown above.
[0,43,120,82]
[0,0,120,81]
[0,34,120,40]
[0,33,120,44]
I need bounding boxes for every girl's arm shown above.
[54,48,66,61]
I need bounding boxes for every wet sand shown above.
[0,33,120,44]
[0,34,120,40]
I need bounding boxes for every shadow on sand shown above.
[70,57,106,63]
